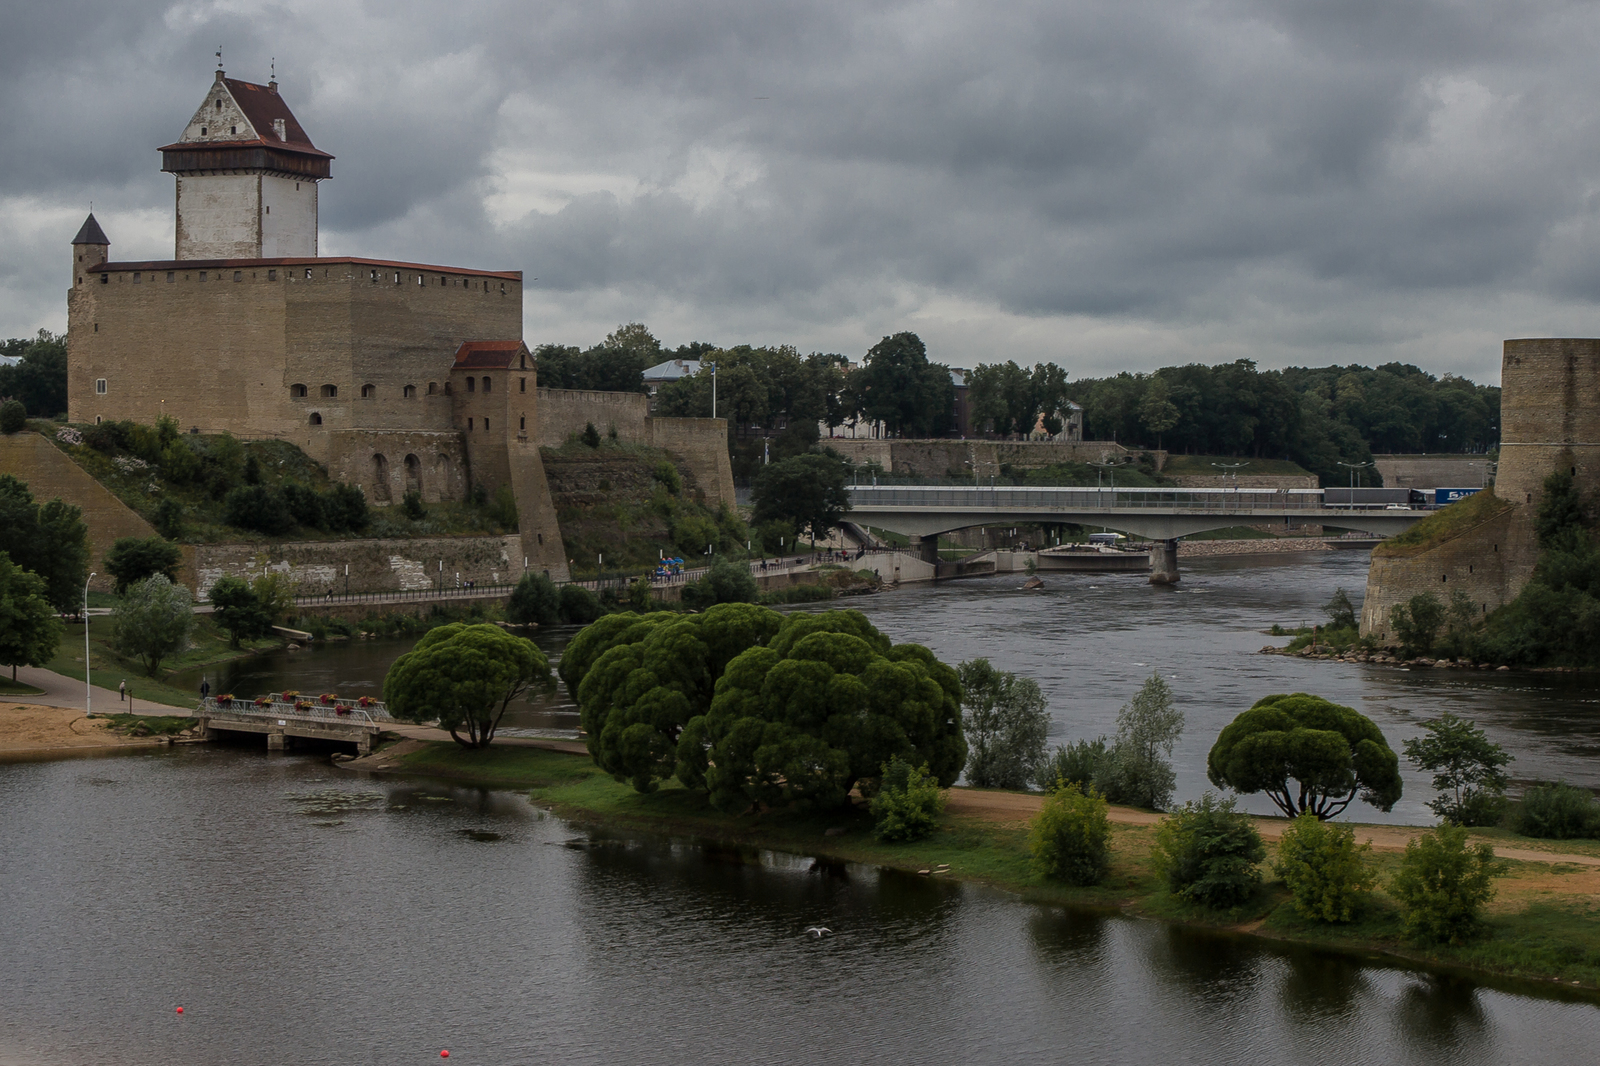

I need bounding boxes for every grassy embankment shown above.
[0,678,47,696]
[45,612,281,708]
[385,741,1600,993]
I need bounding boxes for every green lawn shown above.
[46,613,279,709]
[0,677,46,696]
[386,741,1600,991]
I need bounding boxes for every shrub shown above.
[681,558,758,609]
[1388,825,1503,944]
[223,485,293,536]
[1044,737,1108,791]
[281,482,326,529]
[0,399,26,433]
[1273,813,1376,922]
[1094,673,1183,810]
[652,461,682,496]
[1514,782,1600,839]
[957,658,1049,790]
[507,572,561,626]
[402,489,427,520]
[152,498,184,540]
[323,483,369,533]
[581,422,602,449]
[160,440,202,484]
[1390,592,1445,657]
[104,536,183,593]
[489,485,519,528]
[558,583,603,625]
[672,513,720,557]
[1151,794,1266,910]
[870,755,946,842]
[1028,783,1111,886]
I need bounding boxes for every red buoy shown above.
[440,1052,449,1059]
[176,1007,184,1014]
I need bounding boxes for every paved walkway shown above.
[9,666,192,714]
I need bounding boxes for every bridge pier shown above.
[1148,539,1180,585]
[911,535,940,565]
[267,731,287,751]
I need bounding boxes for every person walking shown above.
[200,678,210,701]
[118,679,126,703]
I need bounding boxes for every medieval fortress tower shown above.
[65,70,731,584]
[1362,338,1600,638]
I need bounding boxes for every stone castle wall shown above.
[1372,454,1492,490]
[191,534,526,599]
[323,430,468,505]
[535,388,650,446]
[1359,338,1600,643]
[825,439,1156,478]
[648,417,736,507]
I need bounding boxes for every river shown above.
[7,551,1599,1063]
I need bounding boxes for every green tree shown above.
[507,571,562,626]
[1207,693,1402,819]
[676,610,967,812]
[250,571,296,625]
[681,558,758,610]
[1388,825,1503,944]
[0,400,24,434]
[383,623,554,748]
[0,553,63,680]
[207,576,273,648]
[1043,736,1108,792]
[750,452,850,542]
[1096,673,1184,810]
[0,476,89,613]
[558,584,603,624]
[0,330,68,417]
[851,332,953,437]
[1389,592,1445,657]
[870,755,947,841]
[1403,713,1512,827]
[1273,813,1376,922]
[957,658,1050,790]
[104,537,183,594]
[1151,794,1266,910]
[1138,377,1180,449]
[575,604,784,790]
[110,574,194,676]
[1028,782,1111,886]
[223,485,293,536]
[152,499,184,540]
[1323,588,1357,631]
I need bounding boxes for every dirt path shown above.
[0,704,161,755]
[944,787,1600,868]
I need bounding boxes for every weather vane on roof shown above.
[271,57,276,80]
[216,48,223,71]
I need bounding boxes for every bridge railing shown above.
[199,696,392,725]
[846,485,1349,512]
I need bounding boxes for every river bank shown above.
[347,737,1600,996]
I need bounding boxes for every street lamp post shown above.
[83,572,96,717]
[1335,461,1373,490]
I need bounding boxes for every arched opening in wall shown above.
[291,383,307,398]
[432,453,451,502]
[372,454,392,502]
[404,453,422,497]
[444,381,452,395]
[321,384,338,398]
[466,377,475,393]
[308,412,323,425]
[427,382,437,395]
[403,384,417,398]
[482,377,491,393]
[361,384,375,398]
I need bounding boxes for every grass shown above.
[0,677,46,696]
[96,713,194,737]
[45,613,280,709]
[1375,488,1514,557]
[382,741,1600,992]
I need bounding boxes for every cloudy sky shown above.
[6,0,1600,383]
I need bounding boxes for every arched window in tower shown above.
[320,384,337,398]
[403,384,417,398]
[482,377,491,393]
[308,412,323,426]
[372,454,392,502]
[404,454,422,496]
[360,384,375,398]
[466,378,475,393]
[290,384,307,398]
[433,453,452,498]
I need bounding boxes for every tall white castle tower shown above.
[159,68,333,260]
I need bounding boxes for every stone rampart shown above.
[535,388,650,447]
[648,417,736,507]
[323,430,468,504]
[191,534,525,599]
[0,431,164,593]
[824,439,1158,477]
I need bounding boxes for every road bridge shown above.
[845,485,1427,583]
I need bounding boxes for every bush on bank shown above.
[1273,813,1376,923]
[1151,794,1266,911]
[1028,782,1111,886]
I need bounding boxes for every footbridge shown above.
[845,485,1428,583]
[194,694,393,754]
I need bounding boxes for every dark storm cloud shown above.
[6,0,1600,379]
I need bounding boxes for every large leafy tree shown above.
[574,603,784,791]
[105,536,183,594]
[957,658,1049,790]
[1207,693,1402,819]
[0,475,89,613]
[0,330,68,417]
[207,576,275,648]
[851,332,953,437]
[383,623,553,748]
[0,552,63,680]
[750,452,850,542]
[676,610,966,813]
[110,574,194,676]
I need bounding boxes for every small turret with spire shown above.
[71,212,110,284]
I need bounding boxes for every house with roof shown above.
[63,69,731,583]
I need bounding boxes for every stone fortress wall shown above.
[1360,338,1600,641]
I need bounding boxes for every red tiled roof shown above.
[157,78,332,160]
[89,256,522,280]
[453,341,529,369]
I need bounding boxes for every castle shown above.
[65,69,731,584]
[1361,338,1600,638]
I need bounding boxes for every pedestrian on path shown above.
[200,678,210,700]
[119,679,126,702]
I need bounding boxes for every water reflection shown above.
[1277,950,1370,1021]
[1395,975,1493,1055]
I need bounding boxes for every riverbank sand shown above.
[0,704,161,755]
